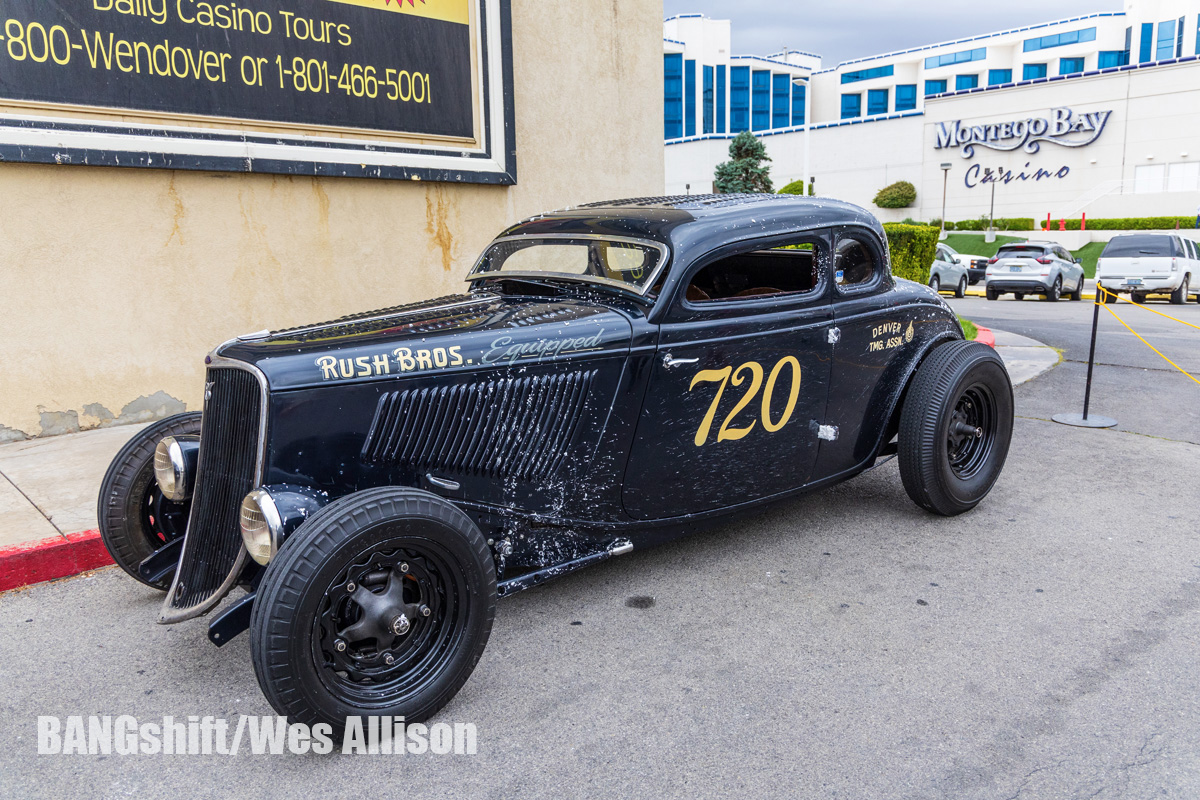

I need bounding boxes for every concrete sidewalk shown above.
[0,328,1060,589]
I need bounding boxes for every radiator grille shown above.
[362,371,595,482]
[163,366,263,619]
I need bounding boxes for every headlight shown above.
[154,437,195,502]
[240,488,283,566]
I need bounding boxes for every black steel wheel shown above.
[955,276,967,298]
[898,341,1014,516]
[1043,276,1062,302]
[250,487,496,729]
[97,412,201,589]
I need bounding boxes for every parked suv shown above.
[1095,234,1200,305]
[985,241,1085,302]
[929,243,969,297]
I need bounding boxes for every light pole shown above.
[939,162,952,240]
[986,179,997,243]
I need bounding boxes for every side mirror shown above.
[1075,258,1082,264]
[954,257,963,264]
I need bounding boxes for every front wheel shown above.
[955,276,967,298]
[898,341,1014,516]
[929,275,941,293]
[97,412,201,589]
[250,487,497,729]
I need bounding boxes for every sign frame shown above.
[0,0,516,184]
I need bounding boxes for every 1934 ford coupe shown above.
[99,194,1013,727]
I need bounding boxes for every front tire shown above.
[898,341,1014,516]
[930,275,941,293]
[97,412,201,589]
[250,487,497,729]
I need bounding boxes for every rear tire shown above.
[250,487,497,729]
[899,341,1014,516]
[1101,285,1118,304]
[1043,276,1062,302]
[1170,275,1189,305]
[1070,276,1084,301]
[97,412,201,589]
[955,276,967,298]
[1132,292,1147,304]
[1014,293,1025,301]
[985,286,998,301]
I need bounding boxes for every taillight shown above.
[988,257,998,264]
[1037,256,1052,265]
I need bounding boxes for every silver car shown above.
[929,243,970,298]
[985,241,1085,302]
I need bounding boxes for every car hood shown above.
[215,292,635,391]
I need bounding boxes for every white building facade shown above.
[664,1,1200,225]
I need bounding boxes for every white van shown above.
[1096,234,1200,304]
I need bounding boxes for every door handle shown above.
[662,353,699,369]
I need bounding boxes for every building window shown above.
[1176,15,1185,57]
[1098,50,1129,68]
[1023,63,1048,80]
[1167,162,1200,192]
[772,73,791,128]
[1059,57,1085,75]
[988,69,1012,85]
[730,66,749,133]
[1196,16,1200,57]
[955,74,979,91]
[1139,22,1153,62]
[751,70,770,131]
[1134,164,1167,194]
[703,65,714,135]
[924,48,986,69]
[924,79,947,96]
[1023,26,1096,52]
[841,93,862,120]
[1156,19,1177,60]
[895,84,917,111]
[684,60,696,137]
[867,88,889,115]
[791,83,806,126]
[841,64,894,84]
[716,65,727,134]
[664,53,683,140]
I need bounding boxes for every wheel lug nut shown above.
[334,639,346,652]
[399,563,409,573]
[346,582,356,592]
[384,654,395,665]
[420,605,431,617]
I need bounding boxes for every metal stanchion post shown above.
[1053,288,1117,428]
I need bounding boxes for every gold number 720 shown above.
[688,356,802,447]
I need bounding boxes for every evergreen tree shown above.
[714,131,773,193]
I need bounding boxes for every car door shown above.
[622,233,833,520]
[1057,245,1082,290]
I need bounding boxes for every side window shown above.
[834,236,878,288]
[685,239,823,303]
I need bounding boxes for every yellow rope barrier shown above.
[1095,285,1200,332]
[1093,290,1200,386]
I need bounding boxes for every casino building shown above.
[664,0,1200,224]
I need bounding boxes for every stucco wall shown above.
[0,0,665,441]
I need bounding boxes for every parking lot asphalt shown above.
[3,297,1199,800]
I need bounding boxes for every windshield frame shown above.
[466,233,672,298]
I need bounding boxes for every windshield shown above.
[469,236,669,296]
[1101,236,1178,258]
[996,245,1048,259]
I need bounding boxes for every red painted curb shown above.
[975,326,996,348]
[0,529,113,593]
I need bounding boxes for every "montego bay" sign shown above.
[935,107,1113,159]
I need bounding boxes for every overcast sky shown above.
[663,1,1124,66]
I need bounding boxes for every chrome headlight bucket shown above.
[153,436,199,502]
[239,485,328,566]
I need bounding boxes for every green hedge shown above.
[874,181,917,209]
[1057,216,1196,231]
[777,179,806,196]
[882,223,940,285]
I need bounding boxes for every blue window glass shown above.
[1023,26,1096,52]
[1023,63,1048,80]
[895,84,917,111]
[841,64,894,84]
[1139,22,1153,62]
[867,88,889,115]
[751,70,770,131]
[1175,15,1184,57]
[1059,57,1084,75]
[924,48,986,69]
[702,66,714,134]
[729,66,749,133]
[684,60,696,137]
[1156,19,1176,60]
[1098,50,1129,68]
[841,93,862,120]
[772,74,791,128]
[924,79,947,96]
[988,69,1012,85]
[663,54,683,140]
[1196,17,1200,57]
[791,83,806,125]
[955,74,978,91]
[716,65,726,134]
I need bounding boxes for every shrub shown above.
[882,223,940,285]
[996,217,1036,231]
[874,180,917,209]
[714,131,773,193]
[1058,216,1194,231]
[777,179,806,195]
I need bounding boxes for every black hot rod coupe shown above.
[99,194,1013,727]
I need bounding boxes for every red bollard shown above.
[1081,213,1087,231]
[1045,213,1051,231]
